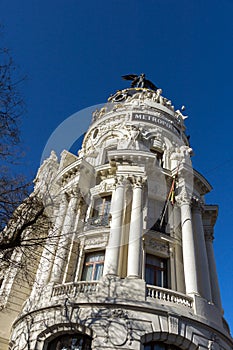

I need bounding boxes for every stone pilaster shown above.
[103,176,125,276]
[127,176,144,278]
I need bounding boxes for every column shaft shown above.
[127,181,143,278]
[103,180,125,276]
[51,192,79,283]
[180,201,199,295]
[205,231,223,311]
[192,206,212,301]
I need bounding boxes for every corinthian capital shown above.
[130,175,146,188]
[114,175,127,187]
[191,196,204,212]
[176,190,192,206]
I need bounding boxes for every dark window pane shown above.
[145,254,168,288]
[144,342,180,350]
[47,333,91,350]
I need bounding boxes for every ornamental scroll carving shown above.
[90,308,133,346]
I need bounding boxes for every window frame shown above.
[81,251,105,281]
[91,195,111,218]
[145,254,168,288]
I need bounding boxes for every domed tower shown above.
[7,75,233,350]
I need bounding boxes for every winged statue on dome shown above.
[122,73,158,91]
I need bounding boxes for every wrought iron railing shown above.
[86,215,110,228]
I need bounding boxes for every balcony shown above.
[84,215,110,230]
[146,285,193,308]
[51,281,193,311]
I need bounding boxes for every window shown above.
[145,254,168,288]
[89,195,111,226]
[144,342,180,350]
[81,251,105,281]
[47,333,91,350]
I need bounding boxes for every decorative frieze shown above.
[84,233,109,249]
[144,237,169,256]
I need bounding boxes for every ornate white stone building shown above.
[0,82,232,350]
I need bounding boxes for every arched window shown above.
[144,342,181,350]
[47,333,91,350]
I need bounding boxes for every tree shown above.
[0,29,37,254]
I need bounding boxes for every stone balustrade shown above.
[52,282,193,310]
[146,285,193,308]
[52,281,99,297]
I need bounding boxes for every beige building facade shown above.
[0,84,232,349]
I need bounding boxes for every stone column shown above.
[205,228,223,312]
[50,188,80,283]
[63,202,84,283]
[74,240,85,281]
[127,176,143,278]
[103,176,125,276]
[178,194,199,295]
[173,205,186,293]
[30,193,69,296]
[192,199,212,301]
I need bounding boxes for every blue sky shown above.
[0,0,233,331]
